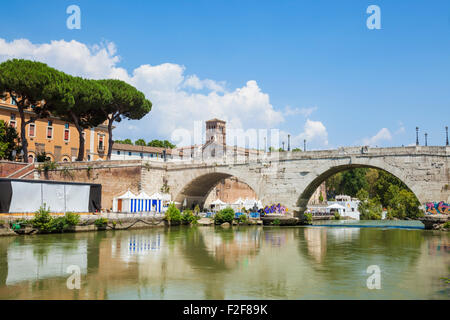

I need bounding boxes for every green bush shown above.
[165,203,182,223]
[65,212,80,226]
[30,205,81,233]
[272,218,281,226]
[303,212,313,224]
[94,218,108,228]
[0,219,4,227]
[238,214,248,224]
[181,210,199,225]
[31,204,54,233]
[214,207,235,224]
[333,212,341,220]
[443,221,450,229]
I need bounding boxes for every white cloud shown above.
[362,128,392,146]
[283,106,317,117]
[277,119,329,150]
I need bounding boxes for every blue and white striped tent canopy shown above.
[113,190,163,213]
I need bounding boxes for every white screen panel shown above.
[42,183,66,212]
[9,181,42,213]
[65,184,90,212]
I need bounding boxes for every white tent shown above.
[210,199,227,211]
[150,192,163,200]
[113,190,136,212]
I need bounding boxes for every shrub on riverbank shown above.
[303,212,313,224]
[181,210,200,225]
[94,218,108,228]
[214,207,234,224]
[238,214,249,224]
[165,204,182,223]
[333,212,341,220]
[31,205,81,233]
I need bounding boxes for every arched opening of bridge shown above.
[174,173,258,211]
[297,164,422,220]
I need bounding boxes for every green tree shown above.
[96,79,152,160]
[385,185,422,219]
[115,139,133,145]
[0,59,62,162]
[0,120,20,160]
[373,170,409,208]
[292,148,302,152]
[339,168,369,197]
[43,76,112,161]
[357,189,382,220]
[147,139,176,149]
[135,138,146,146]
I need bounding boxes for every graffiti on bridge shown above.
[425,201,449,215]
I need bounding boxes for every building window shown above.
[98,134,105,152]
[128,152,132,156]
[64,123,70,142]
[140,152,143,158]
[9,114,16,128]
[28,123,36,137]
[47,121,53,139]
[117,151,121,155]
[10,95,17,105]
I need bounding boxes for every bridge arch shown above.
[295,161,421,215]
[173,170,260,210]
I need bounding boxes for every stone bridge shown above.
[139,146,450,216]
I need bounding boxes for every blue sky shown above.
[1,0,449,149]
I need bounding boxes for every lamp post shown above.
[416,127,419,146]
[304,139,306,152]
[282,141,285,151]
[288,134,291,151]
[446,126,449,146]
[424,133,428,146]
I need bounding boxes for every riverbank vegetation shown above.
[30,204,80,233]
[327,168,423,220]
[214,207,235,225]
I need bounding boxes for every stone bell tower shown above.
[205,118,226,146]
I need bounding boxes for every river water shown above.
[0,222,448,299]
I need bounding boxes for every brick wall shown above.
[0,161,28,177]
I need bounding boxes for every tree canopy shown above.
[43,75,113,161]
[96,79,152,159]
[0,59,63,162]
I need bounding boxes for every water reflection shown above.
[0,226,448,299]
